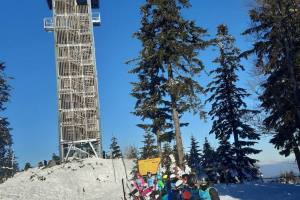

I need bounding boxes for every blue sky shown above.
[0,0,295,167]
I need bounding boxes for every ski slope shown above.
[0,158,133,200]
[0,158,299,200]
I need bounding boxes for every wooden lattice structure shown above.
[44,0,102,161]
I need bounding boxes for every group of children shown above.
[129,171,220,200]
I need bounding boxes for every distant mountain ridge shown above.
[259,160,299,178]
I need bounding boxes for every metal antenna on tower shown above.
[44,0,102,161]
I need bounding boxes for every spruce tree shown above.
[243,0,300,172]
[124,145,139,159]
[201,138,217,181]
[206,25,261,182]
[201,138,215,169]
[215,138,237,183]
[0,62,17,182]
[140,131,158,159]
[162,142,173,172]
[24,162,32,171]
[130,0,207,168]
[52,153,60,165]
[110,137,122,159]
[188,136,201,173]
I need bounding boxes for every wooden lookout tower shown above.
[44,0,102,161]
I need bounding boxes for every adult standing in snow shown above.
[198,176,220,200]
[187,174,200,200]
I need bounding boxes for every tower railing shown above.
[44,17,54,32]
[92,12,101,26]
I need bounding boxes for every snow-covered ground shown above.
[0,158,299,200]
[216,183,300,200]
[0,158,133,200]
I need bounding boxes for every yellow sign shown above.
[138,157,161,176]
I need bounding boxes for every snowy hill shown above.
[0,158,300,200]
[0,158,134,200]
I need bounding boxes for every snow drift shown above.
[0,158,133,200]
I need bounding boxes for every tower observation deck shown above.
[44,0,102,161]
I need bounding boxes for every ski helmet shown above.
[197,174,209,187]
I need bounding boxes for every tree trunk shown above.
[156,130,162,158]
[278,3,300,174]
[167,63,185,169]
[172,106,185,169]
[294,146,300,172]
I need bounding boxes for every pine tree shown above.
[162,142,173,172]
[52,153,60,165]
[24,162,32,171]
[188,136,201,173]
[110,137,122,159]
[215,138,237,183]
[0,62,17,182]
[206,25,261,182]
[140,131,158,159]
[201,138,217,181]
[38,162,44,168]
[130,0,207,168]
[242,0,300,172]
[124,145,139,159]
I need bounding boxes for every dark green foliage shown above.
[140,131,158,159]
[130,158,139,176]
[110,137,122,159]
[129,0,208,168]
[38,162,43,168]
[172,144,179,165]
[200,138,217,181]
[162,142,173,172]
[215,138,238,183]
[206,25,261,182]
[242,0,300,172]
[52,153,60,165]
[24,162,32,171]
[188,136,201,173]
[0,62,17,182]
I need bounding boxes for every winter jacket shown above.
[199,187,220,200]
[147,177,155,187]
[190,187,201,200]
[136,176,146,188]
[157,180,164,191]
